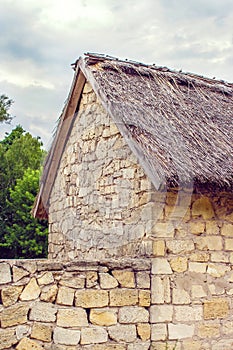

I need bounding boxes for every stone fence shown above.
[0,258,232,350]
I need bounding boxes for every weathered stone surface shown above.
[99,273,118,289]
[152,240,165,256]
[151,258,172,274]
[54,327,81,345]
[37,272,54,285]
[119,306,149,323]
[109,289,138,306]
[0,328,17,349]
[151,324,167,341]
[195,236,222,251]
[225,238,233,250]
[90,308,117,326]
[108,324,137,342]
[82,345,126,350]
[191,285,207,298]
[57,286,75,306]
[86,271,98,287]
[80,326,108,344]
[150,305,173,323]
[174,306,202,322]
[151,276,170,304]
[137,323,150,341]
[221,223,233,237]
[172,288,190,304]
[16,337,44,350]
[168,323,195,339]
[75,290,108,307]
[31,322,53,342]
[40,284,58,302]
[139,290,151,306]
[1,303,29,327]
[207,263,230,277]
[198,323,220,338]
[12,266,29,283]
[189,262,207,273]
[127,342,150,350]
[20,277,41,301]
[1,285,23,307]
[57,307,88,327]
[136,271,150,289]
[189,221,205,235]
[16,325,31,340]
[166,240,194,254]
[112,270,135,288]
[170,257,187,272]
[192,197,214,219]
[59,275,85,289]
[0,263,11,284]
[204,298,229,319]
[212,339,233,350]
[30,302,57,322]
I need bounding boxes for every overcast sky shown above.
[1,0,233,148]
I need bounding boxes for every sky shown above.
[0,0,233,149]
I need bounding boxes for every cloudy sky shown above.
[1,0,233,148]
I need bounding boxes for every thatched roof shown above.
[33,53,233,218]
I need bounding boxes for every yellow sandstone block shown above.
[204,298,229,319]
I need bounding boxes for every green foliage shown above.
[0,94,14,124]
[0,125,48,258]
[3,169,48,258]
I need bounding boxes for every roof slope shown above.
[34,53,233,218]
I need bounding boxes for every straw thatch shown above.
[80,53,233,190]
[33,53,233,218]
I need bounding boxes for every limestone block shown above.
[136,271,150,289]
[0,328,17,349]
[13,266,29,282]
[189,262,207,273]
[1,303,29,327]
[151,324,167,341]
[150,305,173,323]
[192,197,214,219]
[16,337,44,350]
[191,285,207,298]
[168,323,195,339]
[37,272,54,285]
[31,322,52,342]
[180,340,203,350]
[0,262,11,284]
[108,324,137,342]
[57,286,75,306]
[221,223,233,237]
[59,275,85,289]
[189,221,205,235]
[112,270,135,288]
[90,308,117,326]
[54,327,81,345]
[195,236,222,251]
[137,323,151,341]
[152,223,174,238]
[75,289,109,307]
[211,252,229,263]
[86,271,98,287]
[212,339,233,350]
[152,241,165,256]
[151,276,170,304]
[174,306,202,322]
[222,321,233,335]
[82,345,126,350]
[1,285,23,307]
[170,257,187,272]
[80,326,108,344]
[99,273,118,289]
[198,323,220,338]
[172,288,190,304]
[16,325,31,340]
[190,252,209,262]
[204,298,229,319]
[166,240,194,254]
[57,307,88,327]
[119,306,149,323]
[20,277,41,301]
[206,221,220,235]
[225,238,233,250]
[207,263,230,277]
[29,302,57,322]
[109,289,138,306]
[150,341,182,350]
[127,342,150,350]
[139,290,151,306]
[40,284,58,302]
[151,258,172,274]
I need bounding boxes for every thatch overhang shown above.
[33,53,233,219]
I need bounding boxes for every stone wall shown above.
[0,252,233,349]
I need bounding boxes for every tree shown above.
[0,94,14,124]
[2,169,48,258]
[0,126,48,258]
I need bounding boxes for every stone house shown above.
[4,52,229,349]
